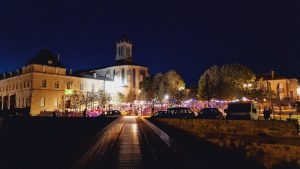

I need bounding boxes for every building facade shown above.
[257,71,299,101]
[0,37,149,116]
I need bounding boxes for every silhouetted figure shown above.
[263,108,271,120]
[82,108,87,117]
[52,110,56,117]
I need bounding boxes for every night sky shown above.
[0,0,299,86]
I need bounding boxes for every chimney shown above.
[271,70,275,79]
[69,69,72,75]
[2,73,5,79]
[93,72,97,78]
[57,53,60,61]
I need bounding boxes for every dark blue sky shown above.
[0,0,299,85]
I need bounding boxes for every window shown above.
[54,81,59,88]
[67,82,72,89]
[16,84,18,90]
[80,83,83,90]
[41,80,47,88]
[42,66,46,72]
[26,98,30,107]
[27,81,30,88]
[55,68,59,74]
[54,97,58,107]
[23,98,26,107]
[121,68,125,84]
[23,82,26,88]
[40,97,45,107]
[133,69,136,88]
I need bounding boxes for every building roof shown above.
[27,49,64,68]
[72,71,113,81]
[256,73,288,80]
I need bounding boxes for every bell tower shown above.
[115,35,133,65]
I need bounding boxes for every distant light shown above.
[242,97,247,101]
[164,94,169,100]
[297,87,300,96]
[64,89,74,95]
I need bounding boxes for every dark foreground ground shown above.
[0,117,116,169]
[0,117,298,169]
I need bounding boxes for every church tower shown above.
[115,35,133,65]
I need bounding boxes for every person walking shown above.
[263,107,271,120]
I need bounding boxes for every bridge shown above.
[0,116,299,169]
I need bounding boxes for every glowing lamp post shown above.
[297,86,300,100]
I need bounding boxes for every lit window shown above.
[54,81,59,88]
[41,80,47,88]
[23,98,26,107]
[43,66,46,72]
[67,82,72,89]
[26,98,30,107]
[40,97,45,107]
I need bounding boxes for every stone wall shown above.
[152,118,300,168]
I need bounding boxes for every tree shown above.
[59,92,86,112]
[163,70,186,104]
[126,89,137,103]
[139,76,155,101]
[116,92,125,103]
[198,64,265,101]
[139,70,186,107]
[198,66,219,105]
[97,89,111,108]
[219,63,256,99]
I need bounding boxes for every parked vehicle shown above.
[198,108,224,119]
[152,110,167,118]
[101,110,122,117]
[163,107,195,118]
[225,101,258,120]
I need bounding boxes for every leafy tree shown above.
[163,70,186,104]
[126,89,137,103]
[198,64,267,102]
[139,76,155,101]
[198,66,219,105]
[97,89,111,107]
[116,92,125,103]
[59,92,86,111]
[139,70,186,106]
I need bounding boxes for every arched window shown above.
[121,68,125,85]
[133,69,136,88]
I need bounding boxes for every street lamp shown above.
[297,86,300,100]
[164,94,169,100]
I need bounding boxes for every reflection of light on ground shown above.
[131,123,138,133]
